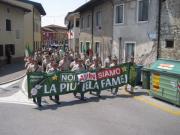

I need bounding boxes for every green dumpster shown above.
[149,59,180,106]
[142,68,150,89]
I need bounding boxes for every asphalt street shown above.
[0,79,180,135]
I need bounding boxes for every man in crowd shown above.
[26,59,42,107]
[110,56,119,95]
[46,60,60,104]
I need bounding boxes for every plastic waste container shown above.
[149,59,180,106]
[142,68,150,89]
[135,64,143,85]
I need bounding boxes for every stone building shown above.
[160,0,180,60]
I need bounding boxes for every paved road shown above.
[0,79,180,135]
[0,62,25,84]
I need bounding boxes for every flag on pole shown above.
[25,43,32,57]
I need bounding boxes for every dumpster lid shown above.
[150,59,180,75]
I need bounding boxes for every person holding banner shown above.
[90,56,101,70]
[110,56,119,95]
[125,56,136,94]
[71,58,86,100]
[46,61,60,104]
[26,59,43,107]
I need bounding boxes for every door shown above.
[95,42,100,55]
[125,42,135,62]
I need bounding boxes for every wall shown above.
[93,1,113,61]
[112,0,158,66]
[79,1,113,62]
[0,3,25,62]
[160,0,180,60]
[8,0,43,51]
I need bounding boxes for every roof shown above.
[44,25,68,30]
[17,0,46,15]
[0,0,31,12]
[41,27,55,32]
[74,0,107,13]
[65,12,80,24]
[150,59,180,76]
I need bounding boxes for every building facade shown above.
[0,0,46,64]
[112,0,159,66]
[65,12,80,52]
[41,25,68,47]
[16,0,46,52]
[0,0,30,64]
[160,0,180,60]
[74,0,114,62]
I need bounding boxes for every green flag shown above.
[25,43,32,57]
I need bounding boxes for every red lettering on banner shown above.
[79,72,97,81]
[97,67,122,80]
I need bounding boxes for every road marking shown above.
[0,79,21,89]
[0,77,35,106]
[1,79,180,113]
[121,89,180,116]
[0,91,35,106]
[21,76,28,96]
[134,96,180,116]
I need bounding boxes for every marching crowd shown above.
[24,47,119,107]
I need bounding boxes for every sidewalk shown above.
[0,62,26,84]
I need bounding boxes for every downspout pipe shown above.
[33,7,35,53]
[91,7,94,51]
[157,0,162,59]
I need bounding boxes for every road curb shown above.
[0,73,26,85]
[21,76,28,97]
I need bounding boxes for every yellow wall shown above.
[6,0,43,51]
[0,3,25,60]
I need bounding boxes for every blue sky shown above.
[32,0,89,26]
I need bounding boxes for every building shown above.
[16,0,46,51]
[73,0,114,62]
[0,0,46,64]
[0,0,31,64]
[67,0,159,66]
[65,12,80,52]
[159,0,180,60]
[41,24,68,47]
[112,0,159,66]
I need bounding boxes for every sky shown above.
[32,0,89,27]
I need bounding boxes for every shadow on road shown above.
[34,92,136,111]
[0,62,25,77]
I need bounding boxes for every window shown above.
[80,42,83,53]
[5,44,15,55]
[0,45,3,56]
[16,30,20,39]
[138,0,149,22]
[115,4,124,24]
[165,40,174,48]
[34,21,39,32]
[76,20,79,27]
[96,11,101,26]
[87,15,90,28]
[6,19,11,31]
[33,42,35,51]
[85,42,90,51]
[125,42,135,62]
[80,17,84,29]
[95,42,100,55]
